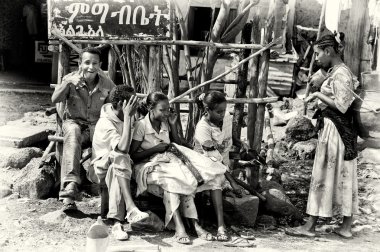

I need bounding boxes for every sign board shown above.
[35,41,53,63]
[47,0,171,40]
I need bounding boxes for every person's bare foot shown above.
[333,227,352,239]
[285,226,316,237]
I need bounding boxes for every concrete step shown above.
[0,125,50,148]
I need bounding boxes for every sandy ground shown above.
[0,90,380,252]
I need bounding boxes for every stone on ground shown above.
[292,139,318,160]
[224,195,259,227]
[285,115,317,141]
[0,147,42,169]
[14,158,55,199]
[39,210,67,224]
[0,184,12,198]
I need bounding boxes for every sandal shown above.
[112,222,129,241]
[216,229,230,242]
[173,233,191,245]
[224,237,255,248]
[126,207,149,224]
[285,227,316,238]
[240,231,255,240]
[59,182,79,199]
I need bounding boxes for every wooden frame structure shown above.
[47,0,287,188]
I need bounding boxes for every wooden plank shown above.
[107,47,116,81]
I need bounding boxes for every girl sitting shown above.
[130,92,227,244]
[194,91,250,241]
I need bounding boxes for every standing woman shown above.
[286,33,359,239]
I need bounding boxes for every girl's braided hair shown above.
[195,91,227,111]
[314,31,345,53]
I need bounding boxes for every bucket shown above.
[354,71,380,131]
[86,216,109,252]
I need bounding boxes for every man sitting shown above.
[51,47,115,210]
[88,85,149,240]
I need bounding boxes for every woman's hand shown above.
[241,142,250,152]
[304,92,320,103]
[153,142,170,153]
[168,108,178,126]
[122,95,139,116]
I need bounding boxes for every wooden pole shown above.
[252,0,276,153]
[169,37,282,104]
[247,16,261,149]
[51,29,82,54]
[303,0,326,115]
[343,0,369,77]
[126,45,137,89]
[49,38,278,50]
[232,22,252,146]
[107,47,116,82]
[148,45,162,93]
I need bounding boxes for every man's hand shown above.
[122,95,139,117]
[153,143,170,153]
[64,67,85,87]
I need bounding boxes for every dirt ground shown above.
[1,91,380,252]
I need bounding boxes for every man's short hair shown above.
[109,85,135,109]
[79,47,101,62]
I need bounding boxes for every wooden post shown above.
[56,43,70,187]
[148,45,162,93]
[252,0,275,153]
[343,0,369,77]
[303,0,326,115]
[286,0,296,54]
[126,45,137,89]
[232,22,252,145]
[247,16,261,149]
[107,47,116,82]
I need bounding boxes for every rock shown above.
[273,141,296,163]
[0,185,12,198]
[14,158,55,199]
[352,225,373,233]
[7,192,20,200]
[292,139,318,160]
[0,147,42,169]
[224,195,259,227]
[285,116,317,141]
[272,109,298,127]
[40,210,67,224]
[256,215,277,227]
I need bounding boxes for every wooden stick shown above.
[126,45,137,89]
[39,141,56,168]
[49,38,281,50]
[265,107,275,165]
[51,29,82,54]
[234,177,267,202]
[169,37,282,104]
[252,0,276,153]
[304,0,326,115]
